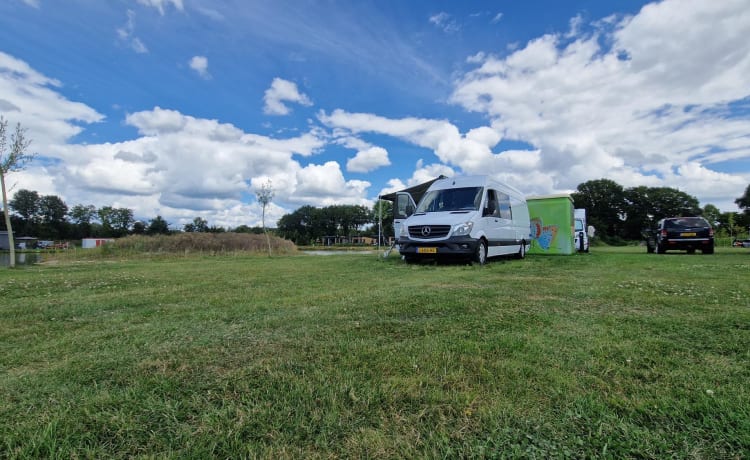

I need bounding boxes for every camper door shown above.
[394,192,417,240]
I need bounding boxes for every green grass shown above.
[1,247,749,458]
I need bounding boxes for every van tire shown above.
[474,239,487,265]
[515,241,526,259]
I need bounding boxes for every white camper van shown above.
[397,175,530,264]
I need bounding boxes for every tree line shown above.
[276,204,386,246]
[0,188,268,240]
[572,179,750,242]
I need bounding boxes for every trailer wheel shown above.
[473,239,487,265]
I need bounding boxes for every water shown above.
[0,252,41,267]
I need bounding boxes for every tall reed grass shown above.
[91,232,297,257]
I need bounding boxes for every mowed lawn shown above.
[1,247,749,458]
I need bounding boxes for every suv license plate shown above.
[417,247,437,254]
[680,232,696,237]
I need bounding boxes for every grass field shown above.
[1,247,749,458]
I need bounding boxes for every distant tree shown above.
[38,194,68,239]
[132,221,146,234]
[255,180,274,257]
[736,184,750,216]
[97,206,116,237]
[96,206,133,237]
[70,204,97,237]
[702,204,721,226]
[277,205,320,245]
[1,117,35,267]
[147,215,170,235]
[111,208,134,236]
[207,225,226,233]
[621,186,702,239]
[233,225,264,234]
[9,189,39,234]
[571,179,625,239]
[184,217,208,233]
[373,199,394,240]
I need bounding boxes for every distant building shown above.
[0,231,12,250]
[82,238,115,249]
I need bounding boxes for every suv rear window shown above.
[664,217,709,229]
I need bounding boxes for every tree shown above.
[111,208,134,236]
[736,184,750,215]
[147,215,170,235]
[0,117,34,268]
[38,194,68,239]
[277,205,320,245]
[571,179,625,239]
[621,186,702,240]
[96,206,133,237]
[9,189,39,235]
[70,204,97,238]
[255,180,274,257]
[702,204,721,226]
[184,217,208,233]
[132,221,146,234]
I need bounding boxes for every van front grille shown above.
[408,225,451,239]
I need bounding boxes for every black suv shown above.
[645,217,714,254]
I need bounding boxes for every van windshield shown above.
[415,187,483,213]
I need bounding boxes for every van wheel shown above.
[515,241,526,259]
[473,239,487,265]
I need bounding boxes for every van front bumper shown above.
[398,236,479,257]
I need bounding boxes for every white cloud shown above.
[346,146,390,173]
[0,50,372,228]
[189,55,210,79]
[294,161,371,206]
[0,51,104,150]
[429,12,460,34]
[448,0,750,209]
[491,13,503,24]
[21,0,39,8]
[117,10,149,54]
[263,78,313,116]
[137,0,184,15]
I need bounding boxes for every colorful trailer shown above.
[526,194,575,255]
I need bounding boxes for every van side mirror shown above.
[406,204,415,216]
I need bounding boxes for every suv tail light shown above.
[661,229,667,238]
[709,228,714,237]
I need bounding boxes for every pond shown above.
[0,252,42,267]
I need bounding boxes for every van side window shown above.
[498,192,512,219]
[486,190,500,217]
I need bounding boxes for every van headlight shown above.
[399,225,409,237]
[452,221,473,237]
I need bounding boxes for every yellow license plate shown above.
[417,247,437,254]
[680,232,696,237]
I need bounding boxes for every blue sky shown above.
[1,0,749,229]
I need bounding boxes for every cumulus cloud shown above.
[189,55,210,79]
[346,146,390,173]
[1,50,371,229]
[448,0,750,207]
[263,78,313,116]
[0,52,104,149]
